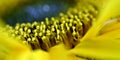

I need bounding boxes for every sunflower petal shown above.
[82,0,120,39]
[49,44,68,60]
[49,43,86,60]
[70,37,120,59]
[0,27,30,60]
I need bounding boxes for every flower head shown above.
[0,0,120,60]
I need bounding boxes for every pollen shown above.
[6,4,98,51]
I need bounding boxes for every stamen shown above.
[6,4,98,51]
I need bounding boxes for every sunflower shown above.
[0,0,120,60]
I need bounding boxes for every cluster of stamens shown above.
[6,5,98,51]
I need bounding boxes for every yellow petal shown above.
[99,18,120,34]
[49,43,85,60]
[0,21,31,60]
[70,18,120,59]
[70,37,120,59]
[49,44,68,60]
[32,50,49,60]
[82,0,120,40]
[98,19,120,38]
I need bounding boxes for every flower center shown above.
[6,3,98,51]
